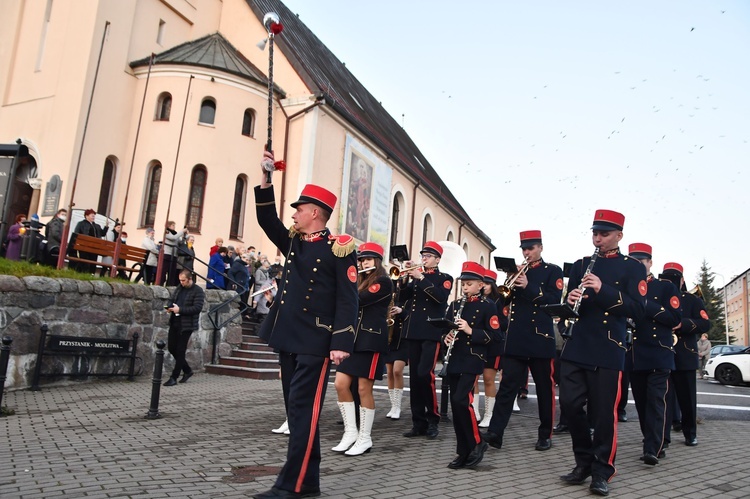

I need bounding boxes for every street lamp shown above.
[715,273,730,345]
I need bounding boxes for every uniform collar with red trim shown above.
[300,228,329,242]
[647,273,654,282]
[529,258,543,269]
[466,293,482,302]
[423,266,438,274]
[601,248,621,259]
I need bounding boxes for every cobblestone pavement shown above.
[2,374,748,498]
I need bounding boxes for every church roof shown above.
[130,32,282,95]
[247,0,493,249]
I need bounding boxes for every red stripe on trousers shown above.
[607,371,623,471]
[368,353,380,379]
[295,358,329,493]
[469,389,481,443]
[429,343,441,415]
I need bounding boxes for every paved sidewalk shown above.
[2,374,748,498]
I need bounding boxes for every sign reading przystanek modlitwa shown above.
[48,335,131,353]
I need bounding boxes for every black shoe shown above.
[589,476,609,496]
[482,430,503,449]
[403,427,427,438]
[560,466,591,485]
[672,423,682,433]
[642,453,659,465]
[618,413,628,423]
[179,371,193,383]
[426,423,439,439]
[535,438,551,451]
[662,441,669,449]
[163,377,177,386]
[252,486,320,498]
[518,392,528,400]
[447,454,468,469]
[658,449,666,458]
[464,441,488,468]
[553,423,569,434]
[685,437,698,446]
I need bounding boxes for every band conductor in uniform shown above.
[253,151,359,499]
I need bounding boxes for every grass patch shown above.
[0,258,121,282]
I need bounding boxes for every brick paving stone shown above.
[2,374,748,498]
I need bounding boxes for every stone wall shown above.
[0,275,243,390]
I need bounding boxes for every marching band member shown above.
[660,262,710,447]
[442,262,502,469]
[253,152,358,499]
[627,243,681,465]
[559,210,646,497]
[385,258,408,420]
[477,269,507,427]
[483,231,563,451]
[397,241,454,440]
[332,242,393,456]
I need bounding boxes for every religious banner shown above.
[340,135,392,246]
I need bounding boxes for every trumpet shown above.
[688,284,703,299]
[498,257,531,299]
[388,264,423,280]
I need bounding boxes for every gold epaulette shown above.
[288,225,299,238]
[330,234,355,257]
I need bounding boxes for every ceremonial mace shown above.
[258,12,286,183]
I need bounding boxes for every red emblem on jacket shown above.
[502,306,510,317]
[638,280,647,296]
[347,266,357,283]
[556,278,564,290]
[443,280,452,289]
[700,310,709,320]
[490,315,500,329]
[368,283,381,293]
[670,296,680,309]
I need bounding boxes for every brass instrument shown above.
[688,284,703,299]
[388,264,423,280]
[498,257,531,299]
[437,295,468,377]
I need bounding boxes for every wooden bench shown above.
[67,233,149,278]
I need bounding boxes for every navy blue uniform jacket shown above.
[443,296,503,375]
[561,250,647,371]
[504,260,563,359]
[628,276,681,371]
[399,269,453,342]
[354,275,393,353]
[674,291,711,370]
[255,186,358,357]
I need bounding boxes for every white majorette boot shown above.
[332,401,358,452]
[386,389,395,418]
[513,398,521,413]
[271,419,289,435]
[346,406,374,456]
[479,396,495,428]
[472,395,481,421]
[390,388,403,420]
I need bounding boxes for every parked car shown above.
[704,346,750,386]
[709,344,747,358]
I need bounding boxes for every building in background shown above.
[720,269,750,346]
[0,0,494,275]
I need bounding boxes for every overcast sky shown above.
[282,0,750,288]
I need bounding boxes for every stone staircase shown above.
[204,318,280,380]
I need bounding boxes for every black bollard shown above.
[0,337,13,414]
[145,340,166,419]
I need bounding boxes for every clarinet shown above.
[438,295,468,377]
[561,248,600,339]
